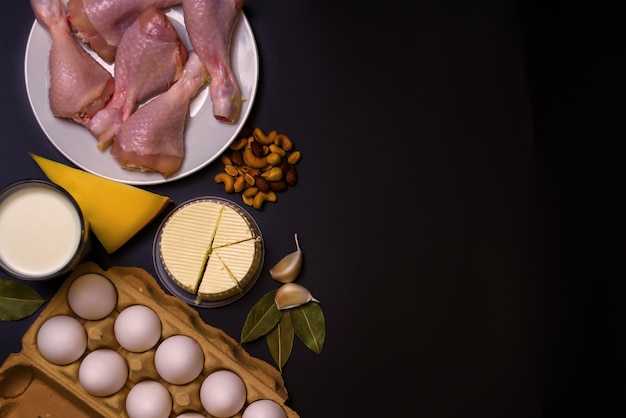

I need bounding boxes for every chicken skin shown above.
[182,0,244,123]
[67,0,182,62]
[86,7,188,150]
[30,0,114,126]
[110,52,209,178]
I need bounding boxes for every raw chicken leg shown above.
[87,7,188,150]
[67,0,182,62]
[182,0,244,123]
[110,52,209,178]
[30,0,114,126]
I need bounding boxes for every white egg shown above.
[154,334,204,385]
[114,305,161,352]
[67,273,118,320]
[36,315,87,365]
[176,413,205,418]
[242,399,288,418]
[200,369,247,418]
[78,348,128,396]
[126,380,172,418]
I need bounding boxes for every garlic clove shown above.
[269,233,303,283]
[274,283,319,310]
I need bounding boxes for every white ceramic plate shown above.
[24,6,259,185]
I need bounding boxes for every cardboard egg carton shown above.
[0,262,299,418]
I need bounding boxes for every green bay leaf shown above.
[290,301,326,355]
[266,311,294,372]
[241,289,282,343]
[0,279,47,321]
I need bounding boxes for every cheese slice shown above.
[30,153,171,254]
[197,253,241,298]
[196,239,260,301]
[159,201,222,293]
[212,205,254,248]
[212,239,259,284]
[157,198,263,304]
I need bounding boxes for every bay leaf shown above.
[241,289,282,343]
[266,311,294,372]
[0,278,47,321]
[290,301,325,355]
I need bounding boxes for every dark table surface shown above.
[1,1,626,417]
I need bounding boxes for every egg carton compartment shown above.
[0,354,94,418]
[0,262,298,418]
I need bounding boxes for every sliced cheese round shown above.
[156,197,263,306]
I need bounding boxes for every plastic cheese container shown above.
[0,262,298,418]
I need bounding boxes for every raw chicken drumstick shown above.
[87,7,188,151]
[30,0,114,126]
[67,0,182,63]
[110,52,209,178]
[182,0,244,123]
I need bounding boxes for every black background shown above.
[1,1,625,417]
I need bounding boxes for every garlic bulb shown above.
[269,233,303,283]
[274,283,319,310]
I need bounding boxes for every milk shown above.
[0,181,88,280]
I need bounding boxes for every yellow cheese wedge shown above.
[30,153,171,254]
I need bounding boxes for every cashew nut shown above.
[274,134,293,151]
[243,186,259,198]
[229,137,248,150]
[214,172,235,193]
[268,144,286,157]
[253,191,277,209]
[242,193,254,207]
[253,127,276,145]
[243,147,267,169]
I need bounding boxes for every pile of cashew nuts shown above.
[214,127,301,209]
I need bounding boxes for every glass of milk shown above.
[0,180,91,281]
